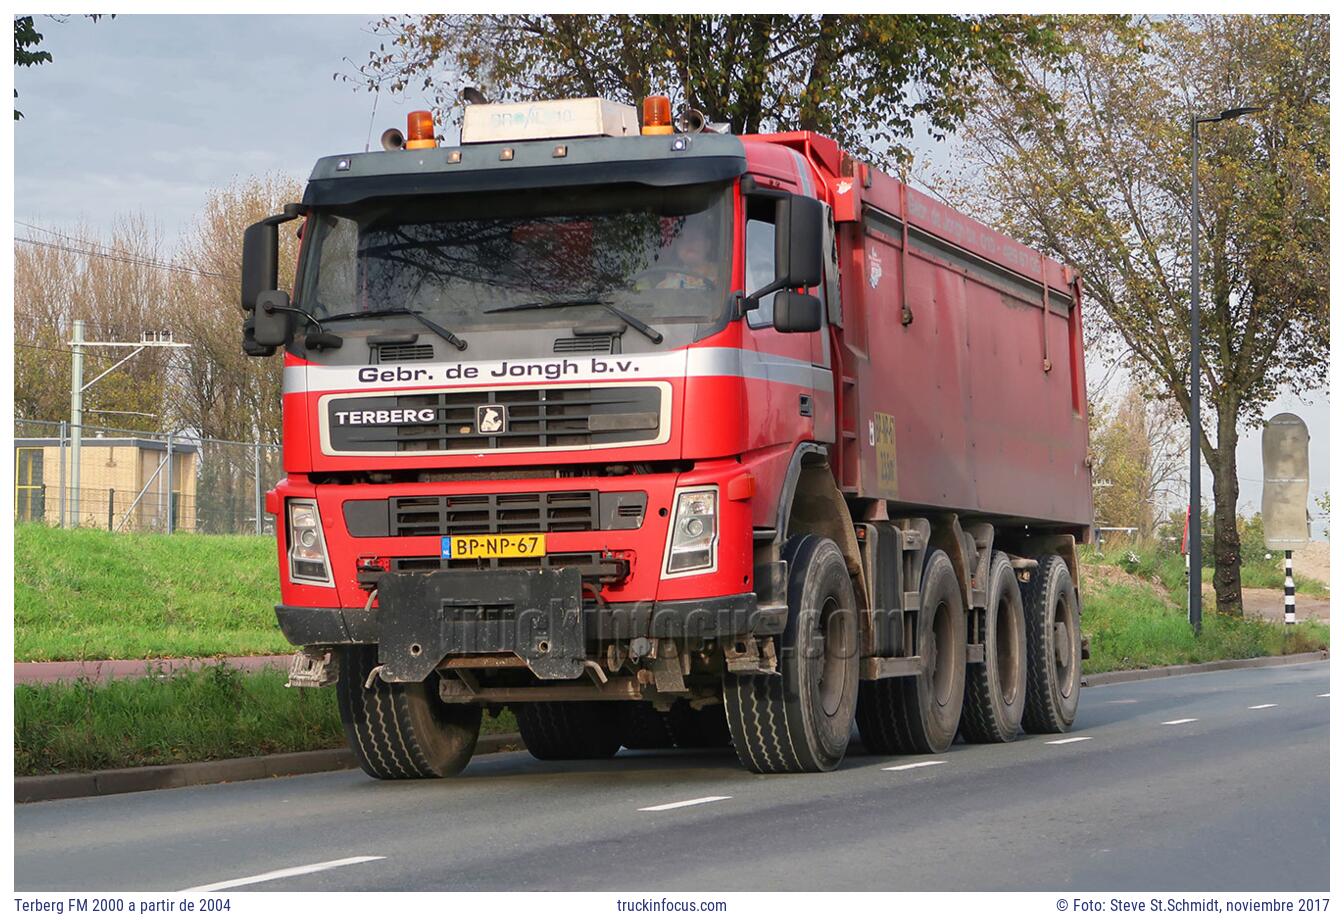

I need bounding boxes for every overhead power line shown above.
[14,235,229,280]
[15,220,172,265]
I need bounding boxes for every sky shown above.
[10,13,1330,533]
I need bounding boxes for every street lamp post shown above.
[1188,105,1263,634]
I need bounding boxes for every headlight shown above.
[663,487,718,575]
[287,499,333,586]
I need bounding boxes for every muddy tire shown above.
[856,549,967,755]
[616,701,677,750]
[961,552,1027,743]
[723,534,860,774]
[515,701,622,760]
[337,645,481,779]
[1021,554,1082,733]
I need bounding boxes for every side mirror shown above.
[775,194,823,289]
[772,291,822,333]
[241,220,278,313]
[744,193,825,307]
[241,203,303,312]
[252,290,294,347]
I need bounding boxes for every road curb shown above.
[16,650,1330,804]
[14,655,292,686]
[15,733,524,804]
[1082,649,1328,687]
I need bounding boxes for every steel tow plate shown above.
[377,568,585,682]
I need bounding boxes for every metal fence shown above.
[14,419,281,536]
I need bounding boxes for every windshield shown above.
[298,182,732,331]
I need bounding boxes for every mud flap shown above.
[377,568,585,682]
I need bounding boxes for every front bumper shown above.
[276,583,778,680]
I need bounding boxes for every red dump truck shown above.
[240,95,1091,777]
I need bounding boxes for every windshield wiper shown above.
[322,308,468,351]
[484,299,663,344]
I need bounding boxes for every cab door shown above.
[740,192,833,449]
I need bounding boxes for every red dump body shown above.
[747,131,1092,531]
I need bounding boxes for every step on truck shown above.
[242,94,1092,777]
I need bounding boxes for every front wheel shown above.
[337,645,482,779]
[723,534,860,773]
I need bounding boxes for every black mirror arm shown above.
[259,203,305,227]
[741,278,788,316]
[261,300,321,330]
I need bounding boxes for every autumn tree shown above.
[160,176,300,532]
[348,14,1073,170]
[14,217,176,431]
[1090,385,1185,539]
[164,175,301,445]
[946,15,1328,614]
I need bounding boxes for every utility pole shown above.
[69,320,84,526]
[57,419,67,528]
[68,326,190,529]
[253,442,263,536]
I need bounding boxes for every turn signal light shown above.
[406,110,437,149]
[641,96,673,135]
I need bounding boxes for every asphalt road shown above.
[15,660,1330,892]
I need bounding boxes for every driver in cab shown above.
[641,228,719,291]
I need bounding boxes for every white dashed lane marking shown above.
[1248,704,1279,710]
[639,796,732,812]
[1318,693,1330,698]
[881,760,947,772]
[1044,737,1093,745]
[184,856,385,892]
[1161,718,1199,725]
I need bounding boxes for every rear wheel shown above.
[669,701,732,748]
[616,701,677,750]
[961,552,1027,743]
[1021,554,1082,733]
[857,549,967,755]
[723,535,860,773]
[337,645,482,779]
[515,701,622,760]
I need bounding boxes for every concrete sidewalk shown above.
[14,654,292,685]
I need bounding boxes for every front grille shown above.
[325,385,663,454]
[394,491,597,536]
[344,490,646,537]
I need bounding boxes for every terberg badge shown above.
[476,404,507,433]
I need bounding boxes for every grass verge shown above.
[15,664,519,776]
[15,524,286,661]
[1082,581,1328,675]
